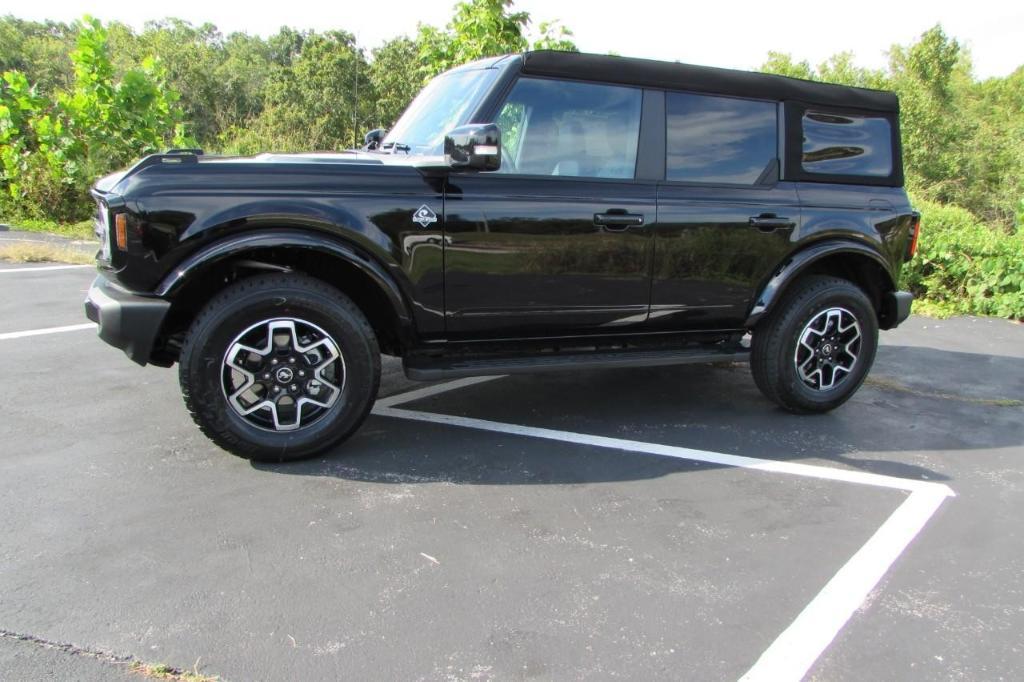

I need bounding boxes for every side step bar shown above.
[404,347,750,381]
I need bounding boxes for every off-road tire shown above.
[178,273,380,461]
[751,275,878,413]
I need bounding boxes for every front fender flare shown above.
[155,229,414,332]
[745,240,896,328]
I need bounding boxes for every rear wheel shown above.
[179,274,380,461]
[751,275,878,413]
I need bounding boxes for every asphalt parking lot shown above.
[1,263,1022,681]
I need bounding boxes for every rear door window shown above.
[665,92,778,185]
[801,111,893,177]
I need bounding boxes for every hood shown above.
[94,167,130,194]
[209,150,386,165]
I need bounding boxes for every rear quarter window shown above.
[801,111,893,177]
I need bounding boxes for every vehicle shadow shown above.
[253,345,1023,487]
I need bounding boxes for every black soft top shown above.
[521,51,898,113]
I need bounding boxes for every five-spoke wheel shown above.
[223,318,345,431]
[793,307,862,391]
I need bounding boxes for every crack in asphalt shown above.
[0,628,134,666]
[0,628,217,680]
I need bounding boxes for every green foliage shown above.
[903,199,1024,319]
[0,17,77,94]
[888,26,972,205]
[416,0,575,81]
[0,16,189,221]
[532,21,577,52]
[416,0,529,80]
[5,216,94,239]
[225,31,370,152]
[369,37,421,129]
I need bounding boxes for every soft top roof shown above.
[521,51,898,113]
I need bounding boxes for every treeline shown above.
[0,2,1021,317]
[0,1,574,221]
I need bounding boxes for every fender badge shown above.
[412,204,438,228]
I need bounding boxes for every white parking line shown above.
[0,323,96,341]
[741,487,950,682]
[0,264,92,273]
[372,378,955,682]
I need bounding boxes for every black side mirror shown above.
[444,124,501,171]
[364,128,385,150]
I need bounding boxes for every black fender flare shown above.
[155,229,415,335]
[745,240,896,327]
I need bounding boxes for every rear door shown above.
[443,77,656,338]
[652,92,800,330]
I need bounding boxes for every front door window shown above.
[495,77,642,179]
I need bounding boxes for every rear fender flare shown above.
[745,240,896,327]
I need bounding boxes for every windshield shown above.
[382,68,499,155]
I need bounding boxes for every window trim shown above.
[660,89,782,189]
[783,101,904,187]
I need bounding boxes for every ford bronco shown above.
[85,51,919,461]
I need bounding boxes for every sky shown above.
[1,0,1021,79]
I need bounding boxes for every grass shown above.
[1,217,95,240]
[0,242,94,264]
[129,661,219,681]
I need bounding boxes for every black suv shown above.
[85,51,919,461]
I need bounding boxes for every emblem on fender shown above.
[412,205,438,227]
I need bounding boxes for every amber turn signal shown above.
[114,213,128,251]
[905,214,921,261]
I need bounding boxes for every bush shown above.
[0,16,189,223]
[903,199,1024,319]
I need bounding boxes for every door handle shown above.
[749,214,795,232]
[594,211,644,231]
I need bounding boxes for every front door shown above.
[443,76,655,338]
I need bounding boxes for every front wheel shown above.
[179,274,380,461]
[751,275,878,413]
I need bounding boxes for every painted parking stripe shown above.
[0,264,92,273]
[374,404,953,496]
[0,323,96,341]
[373,378,955,682]
[374,375,501,408]
[740,487,949,682]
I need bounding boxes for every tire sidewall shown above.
[182,279,377,459]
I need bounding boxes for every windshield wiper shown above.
[381,142,411,154]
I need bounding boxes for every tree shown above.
[224,31,372,153]
[888,25,971,204]
[0,17,77,94]
[0,16,189,220]
[113,19,227,145]
[415,0,576,82]
[532,20,577,52]
[417,0,529,79]
[369,37,421,129]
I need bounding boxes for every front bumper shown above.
[880,290,913,330]
[84,275,171,366]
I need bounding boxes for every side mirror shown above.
[363,128,385,150]
[444,124,501,171]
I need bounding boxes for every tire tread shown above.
[178,273,380,461]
